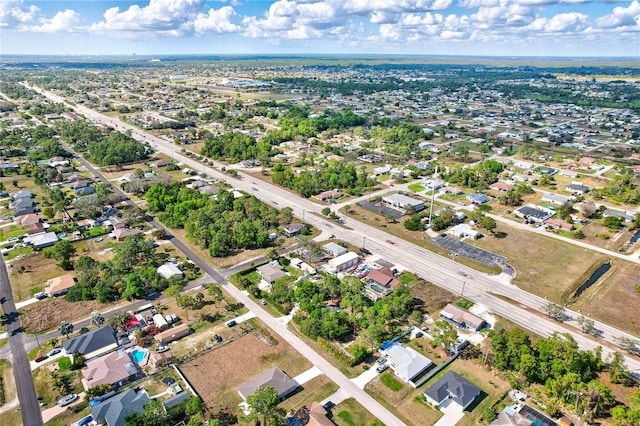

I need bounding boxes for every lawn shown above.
[179,329,311,413]
[380,373,404,392]
[407,183,425,193]
[45,402,92,426]
[332,398,385,426]
[280,376,338,413]
[471,222,610,302]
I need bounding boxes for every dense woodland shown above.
[483,328,638,424]
[272,161,376,197]
[57,120,148,166]
[145,182,288,257]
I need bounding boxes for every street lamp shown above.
[461,281,466,297]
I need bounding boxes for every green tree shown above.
[43,240,76,270]
[90,311,105,327]
[264,247,279,262]
[244,387,286,426]
[58,320,74,339]
[432,320,458,350]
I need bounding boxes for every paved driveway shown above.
[434,399,465,426]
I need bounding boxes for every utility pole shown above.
[428,165,438,227]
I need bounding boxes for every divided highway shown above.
[28,84,640,374]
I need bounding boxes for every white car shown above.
[58,393,78,407]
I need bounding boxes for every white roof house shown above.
[381,343,433,387]
[448,224,481,239]
[323,242,348,257]
[382,194,425,211]
[157,263,183,280]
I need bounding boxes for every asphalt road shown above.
[28,85,640,373]
[0,256,43,425]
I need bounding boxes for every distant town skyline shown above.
[1,0,639,57]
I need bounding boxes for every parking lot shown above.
[431,235,515,276]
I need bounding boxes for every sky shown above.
[0,0,639,57]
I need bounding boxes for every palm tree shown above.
[58,320,74,339]
[90,311,105,327]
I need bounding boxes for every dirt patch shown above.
[580,222,634,252]
[20,298,105,333]
[180,330,311,412]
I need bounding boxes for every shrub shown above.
[597,233,610,240]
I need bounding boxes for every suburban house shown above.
[44,274,76,297]
[327,251,359,272]
[237,367,299,401]
[323,242,347,257]
[286,402,335,426]
[69,180,92,191]
[9,190,33,200]
[315,190,342,202]
[27,222,47,236]
[466,193,489,205]
[156,262,183,280]
[10,197,34,210]
[566,183,589,195]
[17,213,42,227]
[154,324,191,345]
[150,159,171,168]
[440,304,486,331]
[382,193,425,212]
[257,262,288,288]
[514,205,555,223]
[448,224,481,240]
[603,209,635,223]
[81,350,140,389]
[150,351,172,369]
[112,228,141,241]
[47,157,69,167]
[489,181,514,192]
[63,326,118,360]
[90,387,150,426]
[424,371,481,410]
[546,218,574,231]
[380,342,433,387]
[24,232,59,250]
[423,179,445,190]
[541,193,570,206]
[283,223,304,237]
[538,166,557,175]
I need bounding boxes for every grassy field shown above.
[332,398,385,426]
[0,360,16,407]
[471,221,640,335]
[180,329,311,414]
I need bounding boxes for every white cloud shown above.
[0,0,39,28]
[595,0,640,29]
[545,12,589,32]
[194,6,241,34]
[345,0,452,14]
[90,0,203,37]
[29,9,82,33]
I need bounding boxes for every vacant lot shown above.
[20,298,106,334]
[472,222,610,302]
[332,398,384,426]
[180,330,311,412]
[579,222,634,252]
[472,222,640,336]
[571,260,640,336]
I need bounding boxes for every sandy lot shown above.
[180,331,311,411]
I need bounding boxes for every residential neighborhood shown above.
[0,54,639,426]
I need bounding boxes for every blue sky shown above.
[1,0,638,57]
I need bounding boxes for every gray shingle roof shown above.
[91,388,150,426]
[424,371,480,409]
[63,326,116,356]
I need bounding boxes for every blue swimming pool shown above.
[131,349,146,363]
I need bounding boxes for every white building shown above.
[327,252,359,272]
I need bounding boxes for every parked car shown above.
[77,415,93,426]
[35,292,48,300]
[214,334,222,343]
[48,348,62,357]
[35,354,49,363]
[58,393,78,407]
[376,357,387,365]
[376,364,389,373]
[225,320,237,328]
[156,345,169,353]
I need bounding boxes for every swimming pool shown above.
[371,284,385,293]
[131,349,147,363]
